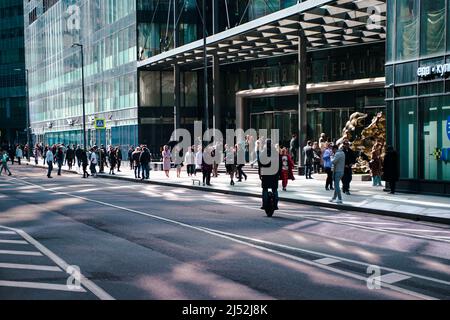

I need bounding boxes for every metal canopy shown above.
[138,0,386,70]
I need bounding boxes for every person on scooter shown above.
[258,139,282,211]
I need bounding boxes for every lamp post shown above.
[14,68,30,156]
[202,0,209,133]
[72,43,87,151]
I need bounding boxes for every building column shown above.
[213,54,221,131]
[174,65,181,138]
[298,32,307,173]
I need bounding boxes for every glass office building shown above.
[25,0,138,150]
[0,0,26,145]
[386,0,450,194]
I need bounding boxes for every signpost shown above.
[95,118,106,130]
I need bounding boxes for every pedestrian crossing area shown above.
[0,226,98,300]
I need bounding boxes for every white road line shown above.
[0,280,86,292]
[0,231,16,235]
[381,273,412,284]
[11,227,114,300]
[0,239,28,244]
[315,257,341,265]
[7,178,441,300]
[0,250,42,256]
[0,263,62,272]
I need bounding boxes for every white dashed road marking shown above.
[315,257,341,265]
[0,250,43,256]
[381,273,412,284]
[0,280,87,292]
[0,263,61,272]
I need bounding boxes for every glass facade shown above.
[25,0,137,149]
[0,0,26,145]
[387,0,450,194]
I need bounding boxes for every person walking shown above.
[258,139,282,211]
[66,145,75,170]
[382,146,399,194]
[303,141,314,179]
[236,144,247,182]
[162,145,172,178]
[55,146,64,176]
[34,144,41,165]
[15,145,23,165]
[75,145,83,170]
[0,151,12,176]
[329,144,345,204]
[322,143,334,191]
[289,133,299,164]
[224,144,236,186]
[108,147,117,175]
[369,148,383,187]
[140,146,151,180]
[195,146,203,176]
[132,147,141,179]
[89,147,98,177]
[201,146,213,186]
[342,140,356,195]
[45,147,54,178]
[128,146,134,170]
[81,149,89,178]
[116,147,122,172]
[312,141,322,174]
[184,146,195,177]
[280,148,294,191]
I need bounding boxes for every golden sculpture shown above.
[338,112,387,173]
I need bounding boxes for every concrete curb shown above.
[24,162,450,225]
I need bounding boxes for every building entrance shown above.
[250,111,298,148]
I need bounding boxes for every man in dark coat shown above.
[139,146,151,180]
[342,140,356,195]
[258,139,282,211]
[383,146,400,194]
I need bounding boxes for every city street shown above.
[0,166,449,300]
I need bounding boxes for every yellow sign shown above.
[95,118,106,129]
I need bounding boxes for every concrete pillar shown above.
[213,54,221,131]
[298,33,307,173]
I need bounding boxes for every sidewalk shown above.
[23,159,450,225]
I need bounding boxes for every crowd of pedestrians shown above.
[1,133,400,206]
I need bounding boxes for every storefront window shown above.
[396,99,418,179]
[394,61,417,84]
[420,0,446,57]
[421,96,450,181]
[396,0,419,60]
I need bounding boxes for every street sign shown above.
[95,118,106,129]
[447,116,450,141]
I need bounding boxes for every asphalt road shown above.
[0,166,449,300]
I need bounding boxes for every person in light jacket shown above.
[329,144,346,204]
[16,146,23,165]
[45,148,54,178]
[184,146,195,177]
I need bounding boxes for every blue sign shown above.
[447,116,450,141]
[95,118,105,129]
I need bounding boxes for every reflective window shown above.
[421,96,450,181]
[396,0,419,60]
[396,99,418,179]
[420,0,446,56]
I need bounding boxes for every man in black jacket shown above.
[75,145,83,170]
[342,140,356,195]
[258,139,282,211]
[139,146,151,180]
